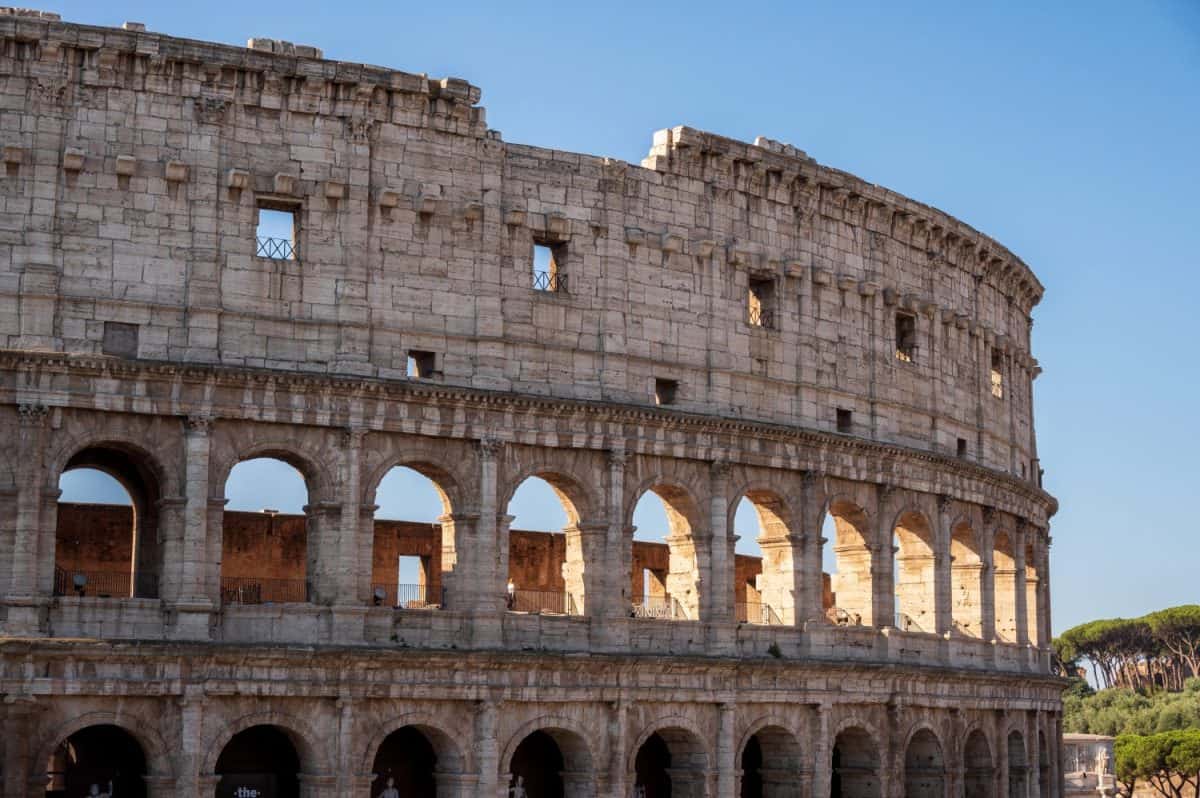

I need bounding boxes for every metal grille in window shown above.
[533,271,568,293]
[748,305,775,329]
[256,236,295,260]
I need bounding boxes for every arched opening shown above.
[214,725,301,798]
[993,532,1018,643]
[44,724,147,798]
[372,465,454,609]
[902,729,945,798]
[506,727,593,798]
[732,493,792,625]
[633,728,707,798]
[1037,730,1050,796]
[505,475,584,616]
[824,501,873,626]
[221,457,311,604]
[950,522,984,637]
[370,726,436,797]
[1025,543,1041,646]
[1006,730,1027,798]
[831,727,880,798]
[54,446,162,599]
[893,512,935,633]
[739,726,802,798]
[963,730,994,798]
[631,487,702,621]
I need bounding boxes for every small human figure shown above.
[632,785,647,798]
[87,782,113,798]
[377,776,400,798]
[1096,747,1110,775]
[506,579,516,610]
[509,774,527,798]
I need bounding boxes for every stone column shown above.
[2,698,38,798]
[176,686,205,798]
[708,460,735,653]
[475,700,500,798]
[810,702,831,798]
[948,708,964,798]
[562,521,607,618]
[1013,523,1030,648]
[470,439,505,648]
[305,500,343,605]
[799,472,826,623]
[607,700,628,798]
[5,405,49,634]
[874,484,897,630]
[328,429,367,643]
[334,697,355,798]
[716,701,736,798]
[980,508,998,643]
[598,447,630,650]
[882,700,900,798]
[935,495,954,637]
[169,415,216,639]
[1028,710,1041,798]
[996,712,1010,798]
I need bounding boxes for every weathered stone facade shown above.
[0,8,1062,798]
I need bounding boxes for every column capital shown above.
[981,505,996,527]
[607,447,628,469]
[185,413,213,435]
[937,493,954,514]
[17,403,49,426]
[341,426,368,448]
[477,437,505,461]
[710,458,733,479]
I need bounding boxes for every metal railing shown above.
[748,306,776,329]
[736,601,783,625]
[256,235,295,260]
[826,606,863,626]
[220,576,307,604]
[631,595,687,620]
[53,566,133,598]
[371,582,440,609]
[532,271,568,293]
[506,589,578,615]
[895,612,926,633]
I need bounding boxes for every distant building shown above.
[1063,734,1116,796]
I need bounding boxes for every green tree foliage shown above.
[1114,729,1200,798]
[1065,678,1200,736]
[1055,605,1200,691]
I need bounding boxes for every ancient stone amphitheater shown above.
[0,8,1063,798]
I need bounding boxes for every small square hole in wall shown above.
[836,408,852,433]
[895,312,917,362]
[957,438,968,458]
[532,241,568,292]
[655,378,678,406]
[256,204,298,260]
[407,350,437,378]
[102,321,138,358]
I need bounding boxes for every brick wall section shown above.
[52,502,133,576]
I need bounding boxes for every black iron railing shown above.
[532,271,567,293]
[256,235,295,260]
[506,589,578,615]
[53,566,134,598]
[748,306,775,329]
[371,582,440,609]
[220,576,307,604]
[736,601,783,625]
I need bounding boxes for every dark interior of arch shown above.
[902,730,945,798]
[371,725,436,798]
[739,734,763,798]
[45,724,146,798]
[964,731,994,798]
[831,728,879,798]
[1006,731,1027,798]
[509,730,564,798]
[635,732,672,798]
[56,447,162,598]
[215,725,300,798]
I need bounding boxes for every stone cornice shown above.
[0,351,1058,520]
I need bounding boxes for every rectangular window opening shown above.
[655,378,678,406]
[990,349,1005,399]
[895,312,917,362]
[532,241,568,292]
[256,205,297,260]
[748,277,776,329]
[957,438,968,458]
[394,555,426,607]
[407,350,438,379]
[836,408,852,433]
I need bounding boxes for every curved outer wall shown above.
[0,10,1061,798]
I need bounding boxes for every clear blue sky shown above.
[53,1,1199,635]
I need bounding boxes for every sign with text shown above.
[216,774,277,798]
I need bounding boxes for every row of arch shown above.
[38,716,1053,798]
[45,430,1048,644]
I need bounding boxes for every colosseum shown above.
[0,8,1062,798]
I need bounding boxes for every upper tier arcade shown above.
[0,9,1046,483]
